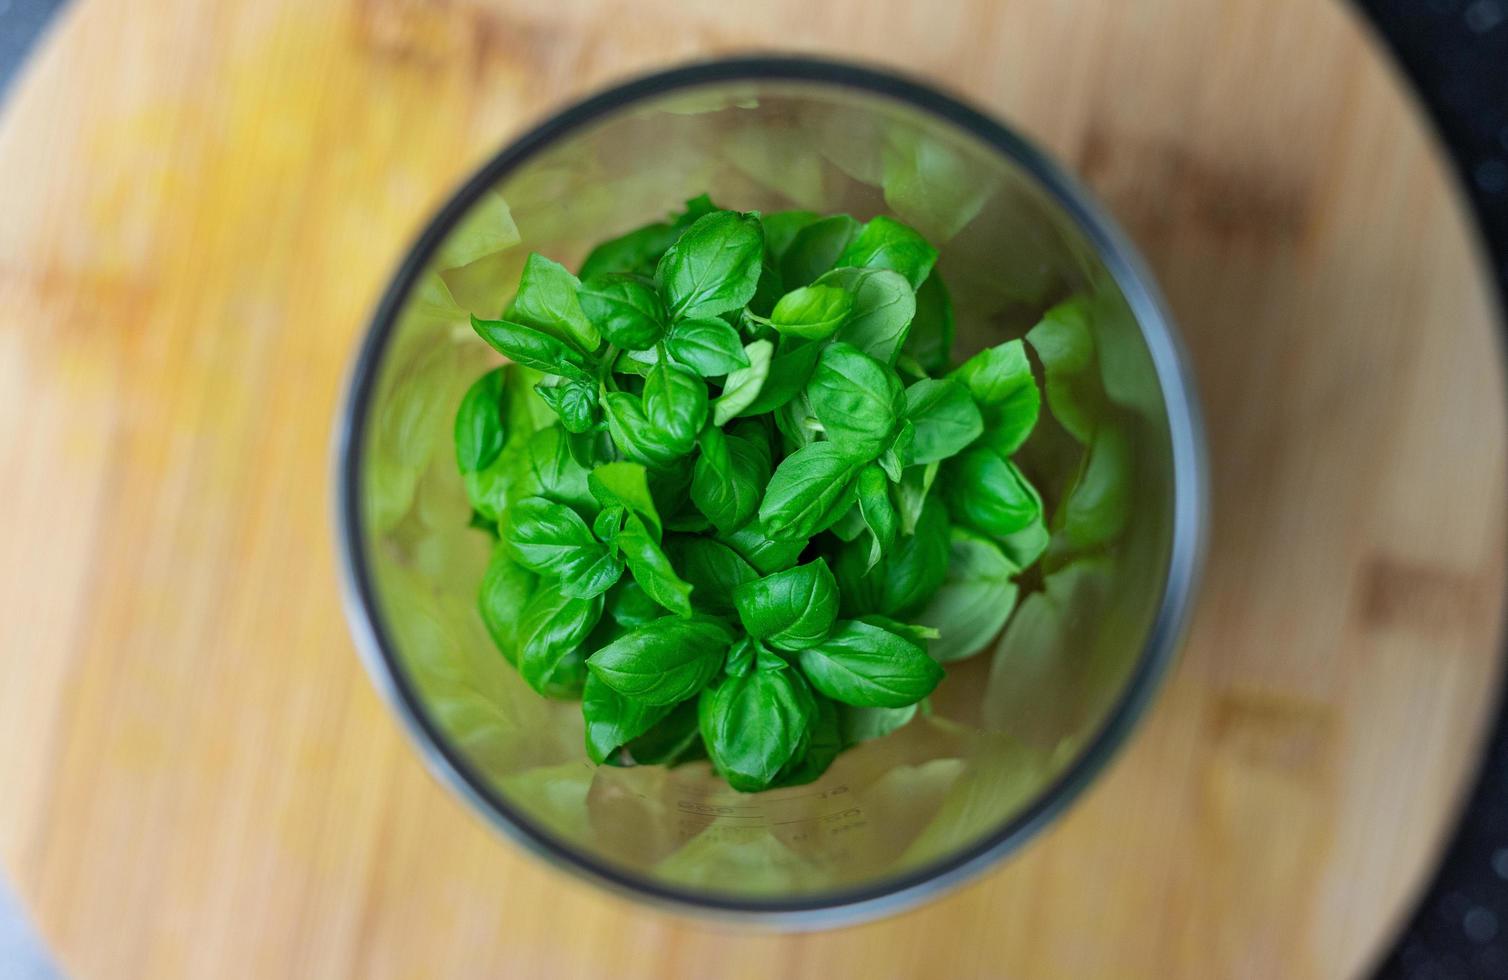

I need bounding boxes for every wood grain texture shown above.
[0,0,1503,976]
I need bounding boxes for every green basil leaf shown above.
[768,284,853,340]
[664,536,757,615]
[643,361,709,454]
[951,338,1040,456]
[517,581,601,698]
[719,521,808,576]
[463,445,530,523]
[509,253,600,352]
[758,442,861,541]
[916,527,1020,662]
[670,192,719,232]
[699,653,815,792]
[773,694,841,787]
[454,368,505,473]
[856,614,941,644]
[797,619,943,708]
[904,377,983,463]
[655,210,764,320]
[624,698,704,766]
[945,448,1043,538]
[577,273,666,350]
[817,267,916,365]
[904,272,954,374]
[533,377,600,434]
[565,429,608,470]
[1000,511,1050,569]
[468,509,499,538]
[664,317,750,376]
[605,577,666,627]
[526,426,594,510]
[691,426,771,534]
[713,339,773,425]
[893,458,939,534]
[587,614,734,704]
[471,315,592,377]
[478,549,536,665]
[739,339,823,417]
[587,461,662,539]
[732,558,840,650]
[750,254,785,319]
[603,391,685,469]
[503,496,609,583]
[725,635,757,678]
[773,389,820,455]
[617,512,694,618]
[582,673,676,765]
[1056,420,1132,550]
[646,462,705,533]
[1024,297,1102,444]
[837,495,950,616]
[779,214,859,288]
[839,703,918,747]
[806,342,905,460]
[592,505,625,543]
[579,221,676,279]
[828,501,868,542]
[857,464,898,571]
[761,210,821,263]
[835,215,938,290]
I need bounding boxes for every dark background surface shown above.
[0,0,1504,976]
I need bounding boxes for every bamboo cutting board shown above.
[1,0,1504,977]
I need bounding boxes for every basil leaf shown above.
[904,377,983,463]
[1025,297,1102,444]
[857,614,940,644]
[625,699,704,766]
[605,577,666,627]
[526,426,594,510]
[856,464,898,571]
[670,192,719,232]
[577,273,666,350]
[503,496,612,586]
[829,501,868,542]
[592,506,625,544]
[732,558,840,651]
[758,442,860,541]
[725,635,756,677]
[806,342,905,460]
[779,214,859,288]
[773,695,842,787]
[533,377,600,434]
[471,315,592,377]
[712,339,773,425]
[517,581,601,698]
[999,512,1050,569]
[750,254,785,319]
[719,521,808,576]
[835,215,938,290]
[917,527,1020,662]
[837,495,950,616]
[655,210,764,320]
[603,392,684,469]
[904,272,954,374]
[478,549,536,665]
[839,703,918,747]
[664,317,749,376]
[739,339,823,417]
[691,426,770,534]
[588,461,662,539]
[951,338,1040,456]
[617,512,694,618]
[468,509,499,538]
[698,653,815,792]
[768,284,853,340]
[642,361,709,455]
[646,463,706,533]
[509,253,600,352]
[665,536,757,615]
[565,429,607,470]
[761,210,821,263]
[454,368,505,473]
[587,614,734,705]
[798,619,942,708]
[579,221,676,279]
[1056,421,1132,549]
[582,673,676,765]
[945,448,1043,538]
[773,389,819,455]
[893,459,939,534]
[818,267,916,365]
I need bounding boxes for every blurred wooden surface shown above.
[0,0,1504,977]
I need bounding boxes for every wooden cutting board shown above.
[1,0,1503,976]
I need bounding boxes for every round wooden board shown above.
[0,0,1503,976]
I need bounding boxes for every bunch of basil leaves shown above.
[453,196,1045,792]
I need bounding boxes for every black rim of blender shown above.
[334,55,1208,927]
